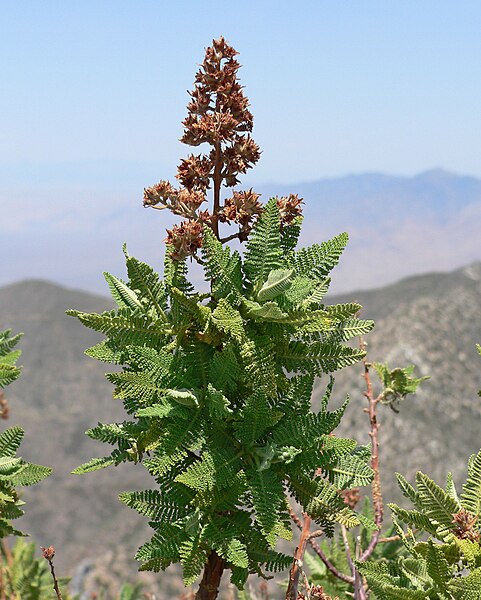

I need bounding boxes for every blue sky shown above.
[2,2,481,295]
[2,1,481,183]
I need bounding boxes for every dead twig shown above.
[41,546,63,600]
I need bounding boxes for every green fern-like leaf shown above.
[461,450,481,515]
[202,228,243,303]
[120,489,189,521]
[0,427,24,457]
[104,272,143,311]
[67,310,170,346]
[292,232,349,280]
[415,472,459,533]
[243,198,283,287]
[448,566,481,599]
[246,468,285,542]
[124,248,168,319]
[256,269,295,302]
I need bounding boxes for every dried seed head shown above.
[165,220,203,260]
[176,155,213,191]
[0,390,9,420]
[143,181,177,208]
[219,189,263,230]
[276,194,304,226]
[41,545,56,561]
[298,586,339,600]
[176,188,206,213]
[223,137,261,187]
[339,487,361,509]
[144,37,263,252]
[452,509,480,542]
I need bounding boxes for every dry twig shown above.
[41,546,63,600]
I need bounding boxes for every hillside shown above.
[0,266,480,592]
[329,261,481,499]
[0,281,163,593]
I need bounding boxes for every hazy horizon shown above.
[3,167,481,296]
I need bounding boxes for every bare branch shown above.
[286,513,311,600]
[290,507,354,585]
[359,339,384,563]
[41,546,63,600]
[219,231,241,243]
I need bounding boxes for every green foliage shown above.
[0,426,52,538]
[303,499,406,599]
[373,362,429,412]
[118,583,144,600]
[0,329,22,388]
[0,539,70,600]
[0,329,51,539]
[359,450,481,598]
[70,201,375,588]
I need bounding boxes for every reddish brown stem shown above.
[379,534,401,543]
[195,551,225,600]
[0,540,17,600]
[219,231,241,243]
[212,141,222,239]
[359,344,384,563]
[41,547,63,600]
[0,542,13,570]
[286,513,311,600]
[290,508,354,585]
[0,569,5,600]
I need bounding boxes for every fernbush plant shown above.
[359,450,481,599]
[357,346,481,600]
[0,330,51,538]
[69,202,374,594]
[0,539,69,600]
[68,37,375,598]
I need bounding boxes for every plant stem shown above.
[341,526,367,600]
[195,551,225,600]
[290,508,354,585]
[286,513,311,600]
[212,141,222,239]
[359,343,383,563]
[41,548,63,600]
[219,231,241,243]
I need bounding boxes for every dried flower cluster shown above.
[340,487,361,509]
[452,509,480,542]
[41,545,56,561]
[0,390,9,420]
[143,37,303,259]
[219,189,262,240]
[165,220,204,261]
[276,194,304,226]
[298,586,339,600]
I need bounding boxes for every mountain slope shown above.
[329,261,481,502]
[0,266,480,591]
[0,280,159,590]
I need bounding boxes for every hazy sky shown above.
[2,1,481,183]
[2,2,481,296]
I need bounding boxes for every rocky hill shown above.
[329,261,481,502]
[1,265,480,593]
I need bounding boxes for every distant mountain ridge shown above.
[2,168,481,295]
[258,168,481,229]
